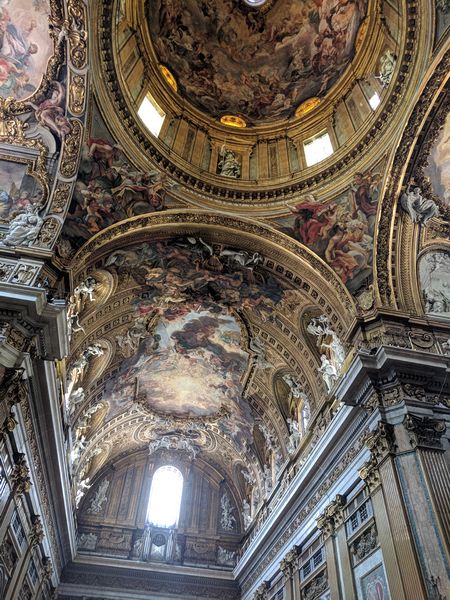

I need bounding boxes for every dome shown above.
[147,0,368,124]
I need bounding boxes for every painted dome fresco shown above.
[147,0,368,123]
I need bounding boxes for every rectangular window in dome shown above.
[138,94,165,138]
[369,92,381,110]
[303,131,333,167]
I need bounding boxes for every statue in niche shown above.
[132,536,144,559]
[263,464,272,496]
[420,251,450,314]
[318,355,338,391]
[66,387,85,415]
[287,417,301,455]
[220,493,236,531]
[377,50,397,87]
[87,479,110,514]
[1,206,43,247]
[400,185,439,226]
[242,499,252,530]
[218,145,241,178]
[249,335,271,369]
[282,373,304,399]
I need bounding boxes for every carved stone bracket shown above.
[404,414,446,451]
[316,494,346,539]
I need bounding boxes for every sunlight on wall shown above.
[146,465,183,527]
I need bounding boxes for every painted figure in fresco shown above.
[0,0,51,99]
[60,132,171,255]
[288,194,337,248]
[283,171,380,292]
[149,0,367,122]
[27,81,71,140]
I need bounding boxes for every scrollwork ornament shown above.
[50,182,71,214]
[60,120,83,178]
[35,217,62,249]
[358,455,381,492]
[364,422,396,462]
[67,0,88,69]
[69,73,86,115]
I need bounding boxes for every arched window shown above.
[146,465,183,528]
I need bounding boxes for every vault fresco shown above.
[101,237,288,447]
[147,0,367,122]
[0,0,53,99]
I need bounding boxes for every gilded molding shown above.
[375,51,450,306]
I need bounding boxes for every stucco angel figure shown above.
[242,499,252,529]
[400,185,439,226]
[67,387,85,416]
[218,145,241,178]
[2,206,43,247]
[75,477,91,508]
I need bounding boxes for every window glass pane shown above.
[147,465,183,528]
[304,132,333,166]
[138,95,165,137]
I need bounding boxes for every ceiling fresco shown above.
[147,0,368,123]
[97,236,289,450]
[0,0,53,99]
